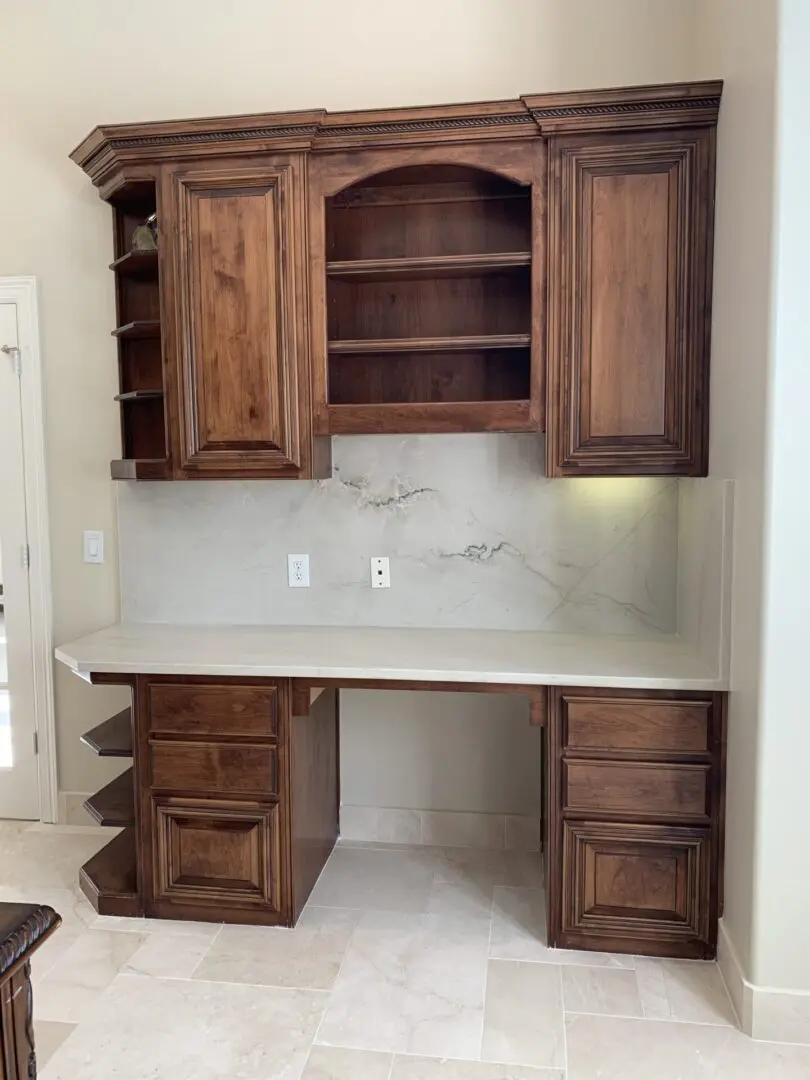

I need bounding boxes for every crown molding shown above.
[70,81,723,191]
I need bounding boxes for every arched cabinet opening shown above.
[321,164,537,433]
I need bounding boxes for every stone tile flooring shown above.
[1,821,809,1078]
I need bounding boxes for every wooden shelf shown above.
[111,458,171,481]
[114,389,164,402]
[112,320,161,340]
[84,768,135,827]
[326,252,531,282]
[81,708,133,758]
[109,250,158,278]
[328,334,531,355]
[324,400,533,435]
[79,828,140,917]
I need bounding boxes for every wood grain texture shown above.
[562,760,710,820]
[84,768,136,827]
[562,696,710,754]
[290,687,339,921]
[149,741,278,798]
[80,707,133,757]
[79,829,141,918]
[152,798,281,914]
[561,820,713,958]
[0,911,59,1080]
[545,686,725,959]
[148,683,278,738]
[546,129,714,476]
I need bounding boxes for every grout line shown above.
[478,889,496,1061]
[559,964,569,1076]
[563,1007,737,1029]
[186,923,224,980]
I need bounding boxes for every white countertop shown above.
[55,623,725,691]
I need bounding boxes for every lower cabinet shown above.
[561,820,712,955]
[151,798,281,916]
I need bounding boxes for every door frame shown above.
[0,276,57,822]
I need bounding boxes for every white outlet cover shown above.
[83,530,104,564]
[287,553,310,587]
[370,556,391,589]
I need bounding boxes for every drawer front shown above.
[562,820,711,947]
[563,695,710,754]
[149,683,278,737]
[150,741,277,797]
[563,760,710,819]
[152,797,280,912]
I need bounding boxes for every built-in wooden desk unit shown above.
[57,625,727,961]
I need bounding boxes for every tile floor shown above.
[2,821,810,1079]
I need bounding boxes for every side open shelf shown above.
[81,708,133,757]
[79,828,140,917]
[84,768,135,827]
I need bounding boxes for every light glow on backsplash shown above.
[117,434,679,634]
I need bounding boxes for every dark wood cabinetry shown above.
[72,79,720,480]
[0,903,60,1079]
[546,130,715,475]
[546,687,725,959]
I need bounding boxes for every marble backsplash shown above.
[117,434,679,634]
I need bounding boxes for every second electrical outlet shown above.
[287,554,310,587]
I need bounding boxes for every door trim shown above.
[0,277,57,822]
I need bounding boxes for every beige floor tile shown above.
[392,1056,563,1079]
[489,886,634,968]
[41,973,327,1080]
[435,849,543,890]
[34,1021,76,1069]
[35,928,145,1023]
[317,910,489,1059]
[194,907,358,990]
[635,957,736,1025]
[427,880,495,920]
[562,965,643,1017]
[302,1045,393,1079]
[481,960,565,1070]
[565,1012,810,1079]
[124,927,219,979]
[308,845,437,912]
[340,807,422,845]
[0,824,108,889]
[90,914,221,937]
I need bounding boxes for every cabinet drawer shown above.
[149,684,278,737]
[562,695,710,754]
[561,820,712,950]
[563,760,710,819]
[152,798,280,912]
[150,741,277,797]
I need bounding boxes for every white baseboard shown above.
[58,791,96,827]
[718,918,810,1044]
[340,806,541,851]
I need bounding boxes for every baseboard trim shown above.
[339,805,541,851]
[718,918,810,1044]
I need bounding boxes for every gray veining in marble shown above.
[118,434,678,633]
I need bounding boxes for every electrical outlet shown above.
[83,530,104,564]
[370,556,390,589]
[287,554,310,587]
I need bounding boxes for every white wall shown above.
[0,0,700,795]
[693,0,779,984]
[754,0,810,993]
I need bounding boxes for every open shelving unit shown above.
[322,165,535,435]
[108,181,170,480]
[78,705,141,916]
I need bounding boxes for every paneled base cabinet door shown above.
[560,821,714,959]
[150,798,283,923]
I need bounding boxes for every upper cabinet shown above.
[70,81,720,481]
[546,130,715,476]
[164,157,322,478]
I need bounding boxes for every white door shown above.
[0,300,40,818]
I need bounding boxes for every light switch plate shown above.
[83,530,104,564]
[370,556,390,588]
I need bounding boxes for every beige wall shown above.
[693,1,779,983]
[0,0,698,794]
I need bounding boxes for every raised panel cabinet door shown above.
[547,129,714,476]
[152,798,281,914]
[561,821,714,957]
[170,161,307,475]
